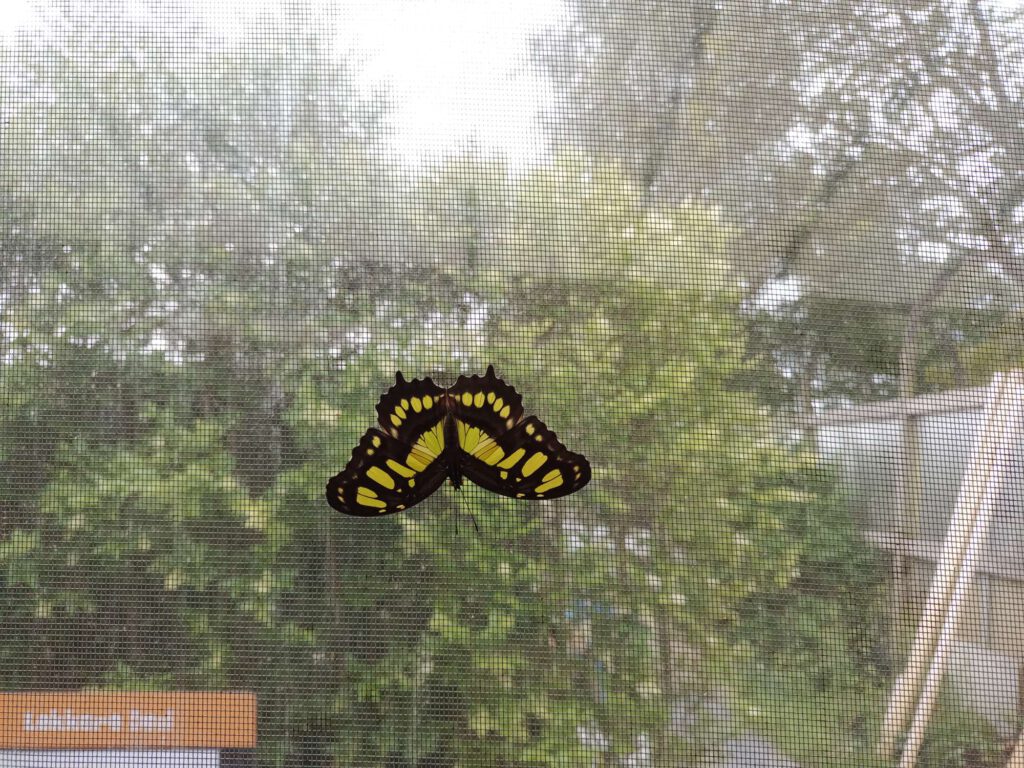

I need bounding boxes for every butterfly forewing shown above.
[326,427,448,516]
[447,364,526,466]
[459,416,591,500]
[447,365,524,433]
[376,372,447,442]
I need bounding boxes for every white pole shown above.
[897,429,1011,767]
[877,370,1022,759]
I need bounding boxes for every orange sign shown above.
[0,692,256,749]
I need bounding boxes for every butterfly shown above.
[325,365,591,516]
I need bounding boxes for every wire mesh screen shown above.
[1,1,1023,766]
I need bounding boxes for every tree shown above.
[536,0,1024,403]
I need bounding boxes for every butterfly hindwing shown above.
[459,416,591,500]
[326,428,448,517]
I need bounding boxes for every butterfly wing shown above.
[447,364,524,430]
[326,371,451,517]
[446,364,524,461]
[459,416,591,500]
[448,366,589,500]
[325,428,448,516]
[376,370,448,440]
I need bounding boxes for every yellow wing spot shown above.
[525,423,536,436]
[535,434,543,442]
[401,398,410,410]
[473,391,485,408]
[408,423,444,471]
[417,422,445,456]
[410,444,435,465]
[498,448,526,469]
[458,421,482,453]
[390,427,399,438]
[499,470,508,479]
[522,452,547,477]
[390,413,402,427]
[499,404,511,419]
[366,448,375,455]
[372,435,382,448]
[465,426,481,453]
[423,395,434,409]
[460,391,472,407]
[487,392,496,404]
[386,459,416,478]
[419,431,438,456]
[409,478,415,487]
[367,466,396,490]
[475,437,505,465]
[411,397,423,412]
[535,471,564,494]
[395,405,407,420]
[515,493,526,499]
[493,397,504,413]
[356,486,378,498]
[357,494,387,510]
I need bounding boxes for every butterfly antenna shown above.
[463,490,482,536]
[452,485,481,537]
[452,484,461,536]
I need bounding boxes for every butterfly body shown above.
[326,365,590,517]
[440,413,469,490]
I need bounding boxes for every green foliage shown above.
[744,296,904,407]
[729,657,886,768]
[731,661,1008,768]
[733,462,887,681]
[915,691,1008,768]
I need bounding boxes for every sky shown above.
[2,0,1022,172]
[336,0,566,168]
[0,0,567,169]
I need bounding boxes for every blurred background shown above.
[2,1,1024,765]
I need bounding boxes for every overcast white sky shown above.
[0,0,567,169]
[3,0,1023,172]
[337,0,565,167]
